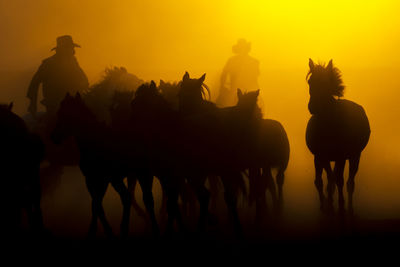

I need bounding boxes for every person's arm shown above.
[220,61,229,88]
[27,63,44,116]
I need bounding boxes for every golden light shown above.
[1,0,400,223]
[226,0,400,68]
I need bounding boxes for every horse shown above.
[234,89,289,221]
[127,81,192,234]
[178,72,290,231]
[306,59,370,212]
[0,103,45,237]
[51,90,160,238]
[158,80,219,221]
[109,88,161,235]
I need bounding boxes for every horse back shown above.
[247,119,290,169]
[306,99,370,159]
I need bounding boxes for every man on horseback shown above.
[27,35,89,116]
[217,39,260,107]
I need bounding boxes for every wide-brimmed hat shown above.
[51,35,81,51]
[232,38,251,54]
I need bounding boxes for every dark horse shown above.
[51,93,159,238]
[306,59,370,212]
[177,72,289,234]
[0,103,45,237]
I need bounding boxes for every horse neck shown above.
[308,94,337,115]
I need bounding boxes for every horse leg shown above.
[276,168,285,210]
[86,177,112,238]
[248,168,261,206]
[264,166,279,213]
[127,175,149,223]
[334,159,346,212]
[314,156,325,210]
[137,173,160,236]
[220,172,243,238]
[187,175,210,233]
[111,177,132,238]
[207,175,220,215]
[159,183,168,223]
[347,155,360,213]
[323,161,335,210]
[158,174,184,235]
[249,168,266,225]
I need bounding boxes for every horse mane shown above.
[87,67,143,96]
[83,67,143,123]
[179,75,214,113]
[306,61,345,97]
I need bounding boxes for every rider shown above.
[217,39,260,107]
[27,35,89,116]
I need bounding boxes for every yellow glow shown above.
[226,0,400,68]
[1,0,400,220]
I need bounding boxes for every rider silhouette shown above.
[27,35,89,116]
[217,39,260,107]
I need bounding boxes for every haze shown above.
[1,0,400,235]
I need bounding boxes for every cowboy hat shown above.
[232,38,251,54]
[51,35,81,51]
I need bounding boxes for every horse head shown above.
[51,92,94,144]
[131,81,168,116]
[307,59,345,115]
[159,80,181,110]
[236,89,262,120]
[178,72,210,113]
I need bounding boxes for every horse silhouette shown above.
[51,92,161,238]
[79,68,162,237]
[128,81,191,234]
[0,103,45,237]
[237,89,290,221]
[306,59,370,212]
[158,80,219,222]
[177,72,289,235]
[177,72,246,235]
[109,88,161,235]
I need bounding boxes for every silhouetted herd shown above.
[0,60,370,240]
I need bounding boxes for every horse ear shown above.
[199,73,206,83]
[309,58,315,71]
[75,92,82,100]
[255,89,260,97]
[237,89,243,99]
[183,72,190,81]
[160,79,165,86]
[8,102,13,111]
[150,80,157,88]
[327,59,333,71]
